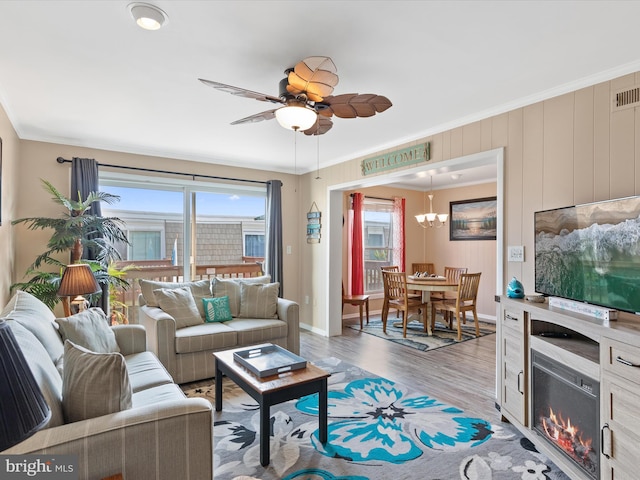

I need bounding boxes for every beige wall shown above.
[298,71,640,332]
[0,104,20,306]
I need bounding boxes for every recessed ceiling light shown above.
[128,3,168,31]
[451,173,462,180]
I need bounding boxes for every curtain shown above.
[351,192,364,295]
[71,157,108,312]
[393,197,406,271]
[265,180,283,296]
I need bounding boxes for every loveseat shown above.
[138,275,300,384]
[1,290,214,480]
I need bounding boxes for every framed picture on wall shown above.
[449,196,497,241]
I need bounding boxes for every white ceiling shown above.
[1,1,640,190]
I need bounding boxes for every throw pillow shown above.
[213,275,271,317]
[1,290,65,365]
[238,282,280,319]
[55,308,120,354]
[203,296,233,322]
[62,340,132,423]
[139,279,211,318]
[154,287,203,329]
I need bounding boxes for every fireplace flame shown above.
[542,407,593,461]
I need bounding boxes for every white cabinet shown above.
[600,337,640,480]
[499,305,527,425]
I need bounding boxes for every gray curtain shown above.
[265,180,283,296]
[71,157,108,312]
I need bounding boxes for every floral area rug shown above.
[182,357,569,480]
[347,315,496,352]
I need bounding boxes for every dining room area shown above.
[340,175,498,345]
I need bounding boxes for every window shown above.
[362,198,396,294]
[244,233,265,257]
[100,174,266,278]
[129,231,162,260]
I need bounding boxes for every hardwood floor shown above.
[300,319,499,421]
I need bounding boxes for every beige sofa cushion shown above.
[239,282,279,319]
[1,290,64,365]
[139,279,211,317]
[62,341,132,423]
[213,275,271,317]
[56,308,120,353]
[124,351,175,393]
[154,287,203,329]
[174,322,237,354]
[6,320,65,428]
[224,318,288,346]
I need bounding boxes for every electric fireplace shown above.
[532,351,599,480]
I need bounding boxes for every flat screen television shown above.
[534,196,640,315]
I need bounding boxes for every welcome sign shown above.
[361,142,430,176]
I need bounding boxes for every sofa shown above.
[138,275,300,384]
[1,290,214,480]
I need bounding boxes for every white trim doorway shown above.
[324,147,504,337]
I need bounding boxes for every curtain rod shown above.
[349,193,394,202]
[56,157,268,185]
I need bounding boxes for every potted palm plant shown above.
[12,179,130,311]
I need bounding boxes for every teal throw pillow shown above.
[203,296,232,322]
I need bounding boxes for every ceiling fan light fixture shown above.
[275,105,317,132]
[128,3,168,30]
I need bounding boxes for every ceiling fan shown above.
[198,56,392,136]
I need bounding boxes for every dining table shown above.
[403,276,459,335]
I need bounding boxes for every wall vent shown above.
[612,85,640,112]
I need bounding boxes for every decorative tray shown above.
[408,275,447,281]
[233,343,307,378]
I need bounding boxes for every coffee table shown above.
[213,347,330,466]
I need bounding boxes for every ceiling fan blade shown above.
[321,93,392,119]
[286,56,339,102]
[230,109,277,125]
[303,117,333,136]
[198,78,283,104]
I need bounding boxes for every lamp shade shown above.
[58,264,101,297]
[0,319,51,451]
[275,105,317,131]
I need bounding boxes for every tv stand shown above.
[498,296,640,480]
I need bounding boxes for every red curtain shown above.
[393,197,406,271]
[351,192,364,295]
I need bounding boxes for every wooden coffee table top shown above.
[214,347,330,394]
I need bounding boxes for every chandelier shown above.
[415,176,448,228]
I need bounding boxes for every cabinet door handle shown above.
[616,356,640,368]
[616,355,640,368]
[517,370,524,395]
[601,423,611,459]
[505,314,519,322]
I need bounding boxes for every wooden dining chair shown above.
[432,266,468,324]
[430,272,482,341]
[342,283,370,329]
[381,270,428,338]
[411,262,435,275]
[381,265,419,318]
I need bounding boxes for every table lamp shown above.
[58,263,101,317]
[0,319,51,451]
